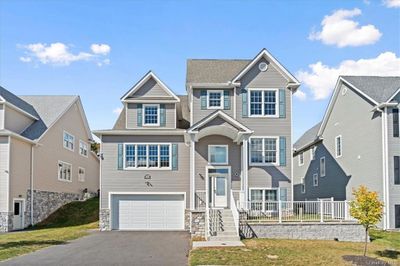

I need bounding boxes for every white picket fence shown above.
[238,200,354,223]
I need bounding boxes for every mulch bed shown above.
[342,255,390,266]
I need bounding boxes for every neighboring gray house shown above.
[94,48,300,240]
[0,87,99,232]
[293,76,400,229]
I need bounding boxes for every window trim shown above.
[123,143,172,170]
[58,160,72,182]
[208,145,229,165]
[301,177,306,194]
[313,173,319,187]
[143,104,160,126]
[249,187,279,202]
[335,135,343,158]
[298,152,304,166]
[79,140,89,157]
[63,131,75,152]
[248,88,279,118]
[78,167,85,182]
[320,156,326,177]
[310,146,316,160]
[207,90,224,109]
[249,136,280,166]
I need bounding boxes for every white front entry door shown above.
[12,200,24,230]
[211,176,227,208]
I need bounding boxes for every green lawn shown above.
[190,229,400,266]
[0,197,99,262]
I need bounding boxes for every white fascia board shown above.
[386,87,400,103]
[188,82,240,89]
[93,129,186,137]
[0,130,37,144]
[122,99,179,103]
[120,71,180,102]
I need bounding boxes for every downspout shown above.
[383,107,390,228]
[377,106,388,229]
[30,145,34,226]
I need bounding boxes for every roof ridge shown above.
[187,59,251,61]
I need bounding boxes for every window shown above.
[313,173,318,187]
[124,143,171,169]
[63,131,74,151]
[335,135,342,158]
[298,152,304,166]
[249,89,278,117]
[79,140,88,157]
[310,146,316,160]
[58,161,72,182]
[393,108,399,138]
[301,178,305,194]
[207,90,223,109]
[78,167,85,182]
[395,156,400,185]
[320,157,326,177]
[250,137,279,165]
[143,104,159,126]
[208,145,228,165]
[250,189,278,211]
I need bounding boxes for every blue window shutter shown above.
[160,104,166,127]
[172,144,178,170]
[242,88,248,117]
[279,89,286,118]
[117,143,123,170]
[279,187,288,201]
[137,104,143,127]
[223,90,231,110]
[201,90,207,110]
[279,136,286,166]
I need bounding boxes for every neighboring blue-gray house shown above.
[293,76,400,229]
[94,49,300,240]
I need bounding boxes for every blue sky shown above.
[0,0,399,140]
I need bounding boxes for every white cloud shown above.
[19,42,111,66]
[383,0,400,7]
[113,107,123,115]
[297,52,400,100]
[309,8,382,47]
[90,44,111,55]
[294,90,307,101]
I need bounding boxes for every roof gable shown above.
[188,110,252,133]
[0,86,39,120]
[121,71,180,102]
[293,122,321,152]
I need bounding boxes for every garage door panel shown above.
[112,194,185,230]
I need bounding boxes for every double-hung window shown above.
[298,152,304,166]
[301,178,306,193]
[58,161,72,182]
[310,146,316,160]
[320,157,326,177]
[250,137,279,165]
[208,145,228,165]
[63,131,74,151]
[395,156,400,185]
[78,167,85,182]
[313,173,318,187]
[79,140,88,157]
[143,104,159,126]
[249,89,278,117]
[124,143,171,169]
[250,189,278,211]
[393,108,399,138]
[207,90,223,109]
[335,135,342,158]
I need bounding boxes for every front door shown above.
[210,175,227,208]
[13,200,24,230]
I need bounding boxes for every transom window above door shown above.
[207,90,223,109]
[208,145,228,165]
[143,104,159,126]
[249,89,278,117]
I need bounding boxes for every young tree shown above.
[349,185,384,256]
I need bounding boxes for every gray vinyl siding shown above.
[100,135,190,209]
[126,103,176,129]
[126,77,173,98]
[0,137,9,212]
[387,105,400,229]
[0,104,4,129]
[192,89,234,124]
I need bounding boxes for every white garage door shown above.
[112,194,185,230]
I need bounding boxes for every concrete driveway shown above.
[1,231,190,266]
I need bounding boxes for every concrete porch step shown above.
[209,236,241,241]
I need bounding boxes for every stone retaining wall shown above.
[99,209,110,231]
[240,222,367,242]
[191,211,206,238]
[0,212,12,233]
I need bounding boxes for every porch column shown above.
[190,134,196,210]
[243,137,249,202]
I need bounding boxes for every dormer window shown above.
[143,104,160,126]
[207,90,223,109]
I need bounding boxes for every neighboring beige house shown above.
[0,86,99,232]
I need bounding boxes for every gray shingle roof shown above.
[294,122,322,151]
[341,76,400,103]
[19,96,77,140]
[0,86,39,118]
[186,59,250,84]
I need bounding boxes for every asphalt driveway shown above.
[1,231,190,266]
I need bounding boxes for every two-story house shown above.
[0,86,99,232]
[293,76,400,229]
[95,49,300,239]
